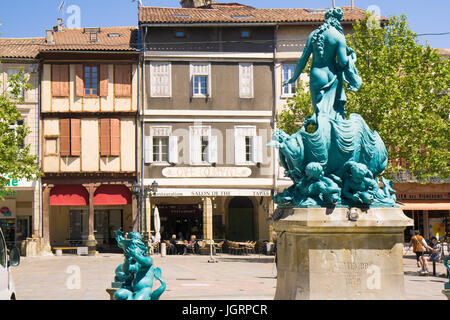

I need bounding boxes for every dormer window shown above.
[240,29,251,38]
[89,32,98,43]
[175,30,185,38]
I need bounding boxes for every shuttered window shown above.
[84,65,98,96]
[190,63,211,98]
[99,118,121,157]
[75,64,84,97]
[52,64,69,97]
[239,63,253,98]
[234,126,262,165]
[150,62,171,97]
[114,64,132,97]
[59,119,71,156]
[99,64,109,97]
[59,118,81,157]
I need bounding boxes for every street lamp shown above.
[131,181,159,242]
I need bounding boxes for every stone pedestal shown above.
[271,207,413,300]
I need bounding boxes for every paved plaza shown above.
[10,252,448,300]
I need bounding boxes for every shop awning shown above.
[94,185,131,205]
[400,202,450,210]
[50,185,89,206]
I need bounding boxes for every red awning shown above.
[50,185,89,206]
[94,184,131,206]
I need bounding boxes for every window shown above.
[7,69,25,99]
[240,29,251,38]
[60,118,81,157]
[194,75,207,96]
[144,126,178,164]
[150,62,171,97]
[175,30,185,38]
[190,63,211,98]
[153,137,169,162]
[201,136,209,162]
[245,136,253,162]
[282,64,297,97]
[9,120,25,149]
[84,65,98,96]
[99,119,120,157]
[45,137,58,155]
[189,126,217,164]
[234,126,263,165]
[239,63,253,98]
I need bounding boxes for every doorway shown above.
[94,209,123,251]
[157,204,203,240]
[227,197,255,241]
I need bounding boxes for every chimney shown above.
[180,0,211,8]
[53,18,63,32]
[46,30,54,44]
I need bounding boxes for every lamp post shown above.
[131,180,158,243]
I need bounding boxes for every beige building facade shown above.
[39,25,140,254]
[0,38,44,253]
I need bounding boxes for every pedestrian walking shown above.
[410,230,428,272]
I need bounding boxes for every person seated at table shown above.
[185,235,197,254]
[169,234,177,255]
[419,236,442,275]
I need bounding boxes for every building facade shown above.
[0,38,44,251]
[138,3,280,242]
[39,24,140,254]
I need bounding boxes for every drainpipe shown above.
[37,59,43,239]
[140,26,148,234]
[270,24,279,242]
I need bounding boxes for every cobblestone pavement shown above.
[9,252,448,300]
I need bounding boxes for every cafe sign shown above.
[162,167,251,178]
[153,188,272,197]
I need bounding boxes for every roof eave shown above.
[138,20,364,27]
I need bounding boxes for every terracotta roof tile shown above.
[139,6,383,24]
[41,26,138,52]
[0,37,45,59]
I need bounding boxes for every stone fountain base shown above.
[271,206,413,300]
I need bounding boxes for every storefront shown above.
[148,188,273,242]
[396,183,450,242]
[47,183,136,252]
[0,178,36,248]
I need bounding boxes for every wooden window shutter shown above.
[52,65,69,97]
[99,119,111,156]
[59,119,71,156]
[70,119,81,156]
[75,64,84,97]
[99,64,109,97]
[114,64,132,97]
[110,119,120,156]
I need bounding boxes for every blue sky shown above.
[0,0,448,48]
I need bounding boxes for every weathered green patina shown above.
[113,230,166,300]
[444,256,450,290]
[270,7,396,208]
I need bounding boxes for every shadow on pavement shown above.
[217,256,275,264]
